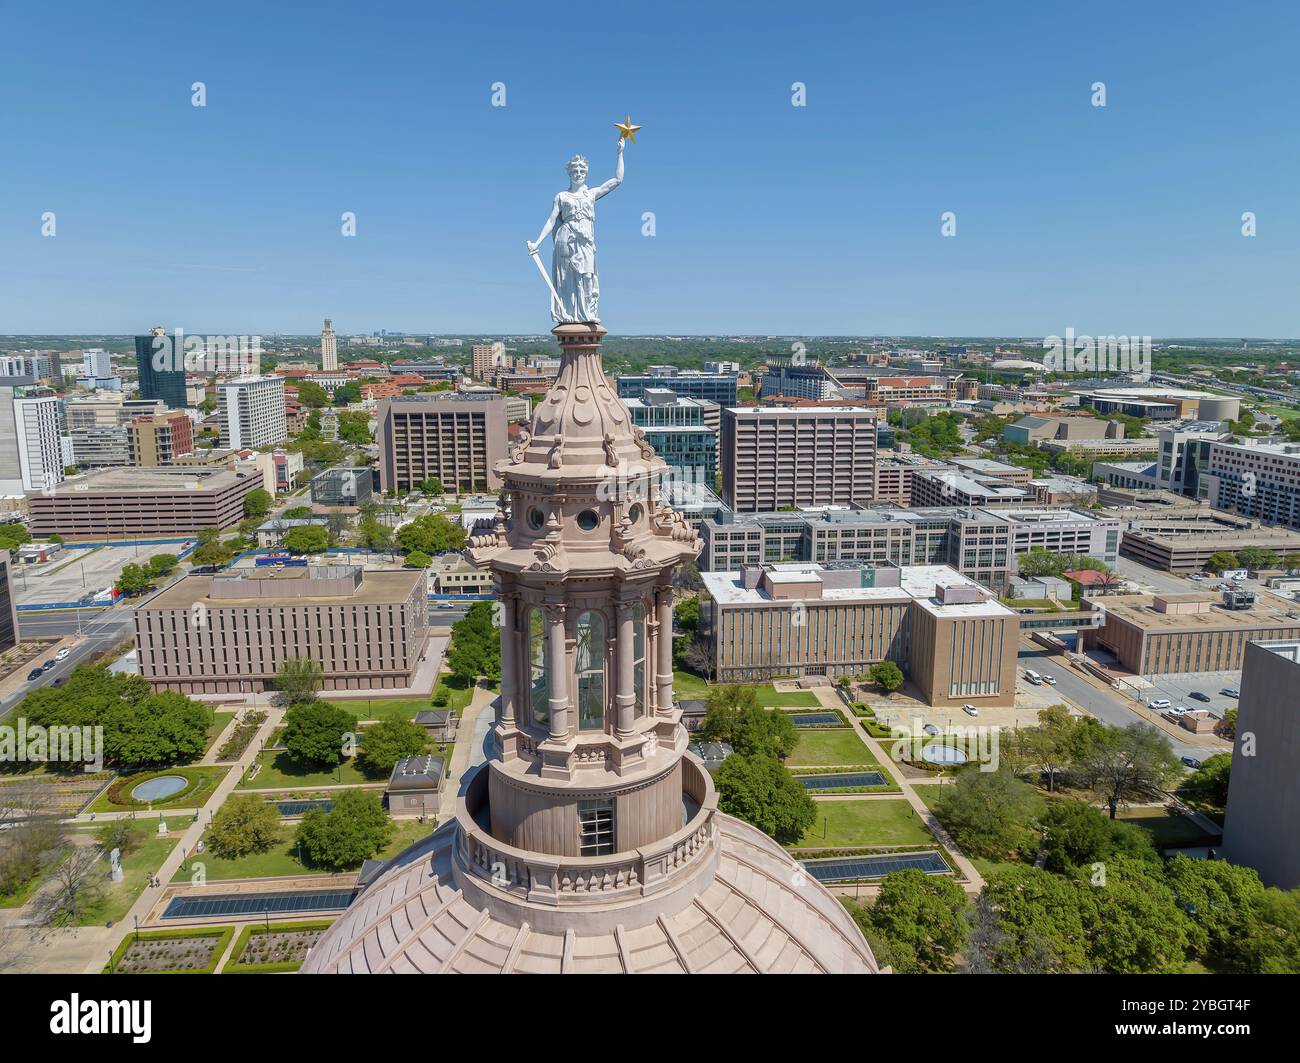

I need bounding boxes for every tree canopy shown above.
[712,753,816,845]
[295,790,392,871]
[281,700,357,767]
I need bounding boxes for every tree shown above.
[358,717,429,777]
[417,478,444,496]
[282,700,357,767]
[403,549,431,569]
[190,541,234,568]
[933,766,1041,860]
[1077,855,1193,974]
[1038,799,1156,873]
[1284,552,1300,574]
[295,790,392,871]
[116,563,153,597]
[283,525,329,554]
[332,382,361,406]
[1014,704,1087,793]
[243,488,273,520]
[1206,550,1239,575]
[283,505,314,519]
[1235,887,1300,974]
[274,656,325,705]
[700,684,757,743]
[208,794,283,858]
[1219,707,1238,740]
[296,380,329,408]
[100,691,212,766]
[865,868,970,973]
[1164,855,1266,970]
[396,514,466,556]
[357,516,392,553]
[1237,546,1280,571]
[1180,752,1231,807]
[868,660,904,694]
[712,754,816,845]
[1078,722,1181,818]
[976,866,1092,972]
[144,553,178,578]
[33,845,105,928]
[446,602,501,683]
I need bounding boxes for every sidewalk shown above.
[84,703,285,973]
[813,688,985,894]
[437,681,497,821]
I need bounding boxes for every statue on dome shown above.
[527,118,640,324]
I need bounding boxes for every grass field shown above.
[236,751,376,790]
[787,728,878,768]
[78,819,196,926]
[1118,805,1221,848]
[790,798,936,849]
[1260,404,1300,421]
[324,674,475,721]
[171,818,433,882]
[204,711,238,754]
[672,671,822,708]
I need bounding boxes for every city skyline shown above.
[4,2,1300,336]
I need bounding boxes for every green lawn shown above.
[204,712,238,754]
[172,818,434,882]
[1261,404,1300,422]
[788,728,878,768]
[236,751,377,790]
[1118,805,1221,848]
[77,818,196,926]
[790,798,936,849]
[324,675,475,721]
[87,766,228,814]
[672,671,822,708]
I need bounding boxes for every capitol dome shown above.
[301,323,881,976]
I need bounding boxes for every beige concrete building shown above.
[127,411,194,466]
[1118,510,1300,573]
[1222,640,1300,888]
[721,405,877,512]
[26,466,264,539]
[376,393,507,494]
[1083,592,1300,675]
[134,565,429,693]
[701,561,1020,707]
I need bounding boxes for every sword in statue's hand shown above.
[527,241,564,321]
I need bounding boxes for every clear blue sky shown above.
[2,1,1298,337]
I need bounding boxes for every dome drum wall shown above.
[451,755,724,937]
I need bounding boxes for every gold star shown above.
[615,115,642,143]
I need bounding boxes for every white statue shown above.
[109,847,123,882]
[527,139,626,324]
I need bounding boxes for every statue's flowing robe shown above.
[551,189,599,323]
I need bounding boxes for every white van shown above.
[1024,669,1043,685]
[1149,698,1172,710]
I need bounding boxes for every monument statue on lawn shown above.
[527,117,640,324]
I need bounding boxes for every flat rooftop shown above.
[702,562,1016,620]
[1098,593,1300,632]
[142,567,424,608]
[33,466,256,496]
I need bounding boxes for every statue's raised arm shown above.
[592,139,625,201]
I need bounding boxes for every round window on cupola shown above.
[527,506,546,531]
[627,503,643,525]
[577,510,600,532]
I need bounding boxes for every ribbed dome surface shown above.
[300,814,880,974]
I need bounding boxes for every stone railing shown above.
[454,757,718,907]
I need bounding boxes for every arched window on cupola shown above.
[576,610,605,731]
[632,601,647,718]
[528,607,549,727]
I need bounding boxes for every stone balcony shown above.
[451,753,719,928]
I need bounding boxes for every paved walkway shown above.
[813,689,985,894]
[82,703,285,973]
[438,681,497,821]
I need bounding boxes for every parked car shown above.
[1149,698,1172,710]
[1188,574,1204,581]
[962,704,979,717]
[54,647,70,661]
[1181,755,1203,769]
[1168,705,1188,716]
[1189,691,1210,702]
[42,659,55,670]
[922,723,940,736]
[27,668,44,681]
[1221,687,1240,698]
[1042,674,1057,686]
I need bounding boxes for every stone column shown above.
[614,599,636,738]
[545,601,569,739]
[656,585,675,716]
[497,592,517,727]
